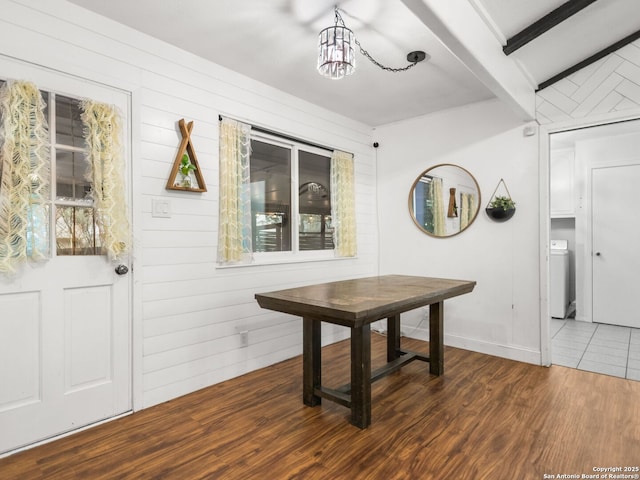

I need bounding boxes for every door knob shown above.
[115,265,129,275]
[595,252,601,256]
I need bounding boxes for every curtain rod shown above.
[219,114,345,154]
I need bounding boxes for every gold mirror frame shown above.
[408,163,481,238]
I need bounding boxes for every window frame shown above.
[250,130,336,264]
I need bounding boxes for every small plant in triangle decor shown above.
[166,118,207,192]
[178,153,197,188]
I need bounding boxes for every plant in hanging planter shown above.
[179,153,196,188]
[489,196,515,211]
[486,195,516,222]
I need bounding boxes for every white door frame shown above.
[129,91,144,414]
[538,109,640,367]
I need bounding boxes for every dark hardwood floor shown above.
[2,335,639,479]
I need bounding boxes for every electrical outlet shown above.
[240,330,249,348]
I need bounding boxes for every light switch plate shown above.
[152,199,171,218]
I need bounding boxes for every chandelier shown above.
[317,5,427,80]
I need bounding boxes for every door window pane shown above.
[55,206,103,256]
[26,204,50,257]
[56,151,91,201]
[53,94,102,256]
[0,83,51,259]
[250,140,291,252]
[56,94,84,147]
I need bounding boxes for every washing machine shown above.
[550,239,569,318]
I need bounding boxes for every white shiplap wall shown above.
[375,100,541,365]
[1,0,378,409]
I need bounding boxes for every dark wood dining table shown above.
[255,275,476,429]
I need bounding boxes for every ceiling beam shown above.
[537,28,640,91]
[401,0,536,121]
[503,0,598,55]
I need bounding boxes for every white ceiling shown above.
[67,0,640,127]
[479,0,640,86]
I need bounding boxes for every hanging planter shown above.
[485,179,516,222]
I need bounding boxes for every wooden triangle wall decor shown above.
[166,118,207,192]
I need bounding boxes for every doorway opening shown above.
[548,120,640,381]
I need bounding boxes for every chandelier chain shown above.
[334,7,419,73]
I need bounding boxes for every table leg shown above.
[429,301,444,375]
[303,317,321,406]
[350,324,372,429]
[387,314,401,362]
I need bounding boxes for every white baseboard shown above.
[404,328,542,366]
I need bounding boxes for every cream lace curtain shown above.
[331,150,357,257]
[460,193,476,230]
[430,178,445,236]
[217,118,252,265]
[81,100,130,261]
[0,81,50,274]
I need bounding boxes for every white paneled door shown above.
[0,58,132,454]
[592,164,640,328]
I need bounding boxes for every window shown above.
[0,82,103,257]
[250,134,334,255]
[217,117,355,266]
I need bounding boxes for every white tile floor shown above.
[551,318,640,381]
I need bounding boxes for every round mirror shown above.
[408,164,481,238]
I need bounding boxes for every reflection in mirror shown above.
[409,164,481,237]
